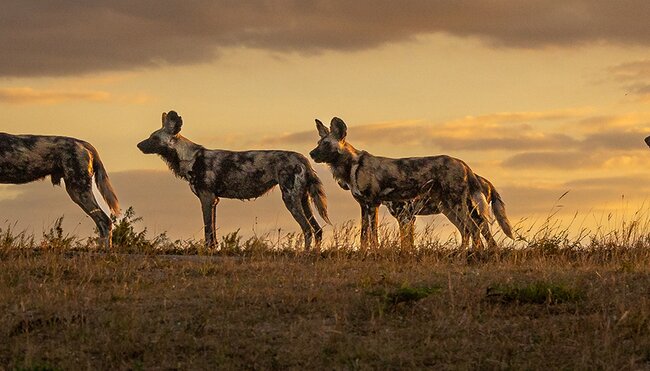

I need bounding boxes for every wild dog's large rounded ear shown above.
[315,119,329,138]
[330,117,347,140]
[161,112,167,126]
[645,135,650,148]
[163,110,183,135]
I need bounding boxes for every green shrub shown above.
[110,207,170,252]
[486,281,582,305]
[369,283,441,308]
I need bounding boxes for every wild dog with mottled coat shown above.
[384,174,514,248]
[310,117,490,249]
[137,111,330,249]
[0,133,120,248]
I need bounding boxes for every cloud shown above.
[0,87,110,104]
[564,174,650,190]
[3,1,650,77]
[609,60,650,82]
[500,173,650,216]
[580,130,650,151]
[257,110,650,171]
[502,151,603,170]
[631,84,650,99]
[501,131,650,171]
[607,60,650,100]
[252,130,317,148]
[0,87,153,105]
[260,110,583,151]
[499,114,650,170]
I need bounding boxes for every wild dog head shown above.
[309,117,349,164]
[137,111,183,155]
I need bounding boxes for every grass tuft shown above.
[486,281,583,305]
[41,217,76,250]
[369,284,442,307]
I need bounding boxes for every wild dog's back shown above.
[200,149,314,199]
[2,133,100,182]
[351,154,476,203]
[0,133,63,184]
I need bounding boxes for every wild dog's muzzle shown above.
[309,149,321,162]
[137,139,154,154]
[310,148,336,163]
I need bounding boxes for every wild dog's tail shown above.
[306,166,331,225]
[479,176,514,239]
[83,142,120,215]
[467,170,490,222]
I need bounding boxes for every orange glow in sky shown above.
[2,2,650,242]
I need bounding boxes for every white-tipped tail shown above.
[492,197,514,239]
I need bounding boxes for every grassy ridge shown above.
[1,210,649,369]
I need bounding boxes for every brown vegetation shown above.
[1,209,649,370]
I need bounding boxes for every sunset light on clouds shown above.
[2,1,650,241]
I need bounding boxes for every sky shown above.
[1,1,650,243]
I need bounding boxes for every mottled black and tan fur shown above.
[384,174,514,248]
[137,111,330,249]
[0,133,120,248]
[310,117,490,249]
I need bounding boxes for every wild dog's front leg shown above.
[198,192,219,248]
[359,202,379,249]
[360,203,371,250]
[368,204,379,247]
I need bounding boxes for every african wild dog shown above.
[310,117,490,249]
[0,133,120,248]
[384,174,514,249]
[137,111,330,249]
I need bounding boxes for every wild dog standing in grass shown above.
[137,111,330,249]
[0,133,120,248]
[384,174,514,249]
[310,117,490,250]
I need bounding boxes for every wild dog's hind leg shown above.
[473,212,497,249]
[464,207,485,251]
[279,169,316,250]
[301,193,323,249]
[198,191,219,248]
[65,184,112,248]
[443,200,484,250]
[281,190,314,250]
[443,208,470,249]
[461,215,485,251]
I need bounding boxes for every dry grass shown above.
[1,210,650,370]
